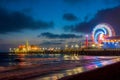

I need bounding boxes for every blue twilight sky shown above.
[0,0,120,52]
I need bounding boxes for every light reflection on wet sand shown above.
[29,55,120,80]
[0,53,120,80]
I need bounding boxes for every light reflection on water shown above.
[0,53,120,80]
[32,57,120,80]
[23,54,120,80]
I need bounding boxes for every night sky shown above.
[0,0,120,52]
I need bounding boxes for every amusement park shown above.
[91,23,120,49]
[1,1,120,80]
[9,23,120,53]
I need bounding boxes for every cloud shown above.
[39,39,66,47]
[40,41,62,46]
[0,8,54,34]
[63,13,78,21]
[63,5,120,35]
[63,22,92,33]
[38,32,83,39]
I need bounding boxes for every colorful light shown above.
[85,34,88,47]
[94,31,104,43]
[92,23,115,44]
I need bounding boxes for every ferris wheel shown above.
[92,23,115,44]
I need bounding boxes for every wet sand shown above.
[59,61,120,80]
[0,60,84,80]
[0,56,119,80]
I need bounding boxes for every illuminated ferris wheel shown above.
[92,23,115,44]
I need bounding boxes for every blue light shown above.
[94,31,104,43]
[99,27,107,34]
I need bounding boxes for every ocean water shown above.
[0,53,63,66]
[0,53,119,67]
[0,53,120,80]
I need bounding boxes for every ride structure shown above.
[92,23,116,44]
[92,23,120,48]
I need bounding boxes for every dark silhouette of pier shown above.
[10,49,120,56]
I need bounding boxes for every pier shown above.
[10,49,120,56]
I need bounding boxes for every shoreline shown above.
[0,61,84,80]
[0,57,119,80]
[59,61,120,80]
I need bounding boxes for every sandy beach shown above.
[0,56,119,80]
[59,61,120,80]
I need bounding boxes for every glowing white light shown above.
[94,31,104,43]
[85,34,88,37]
[92,23,115,44]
